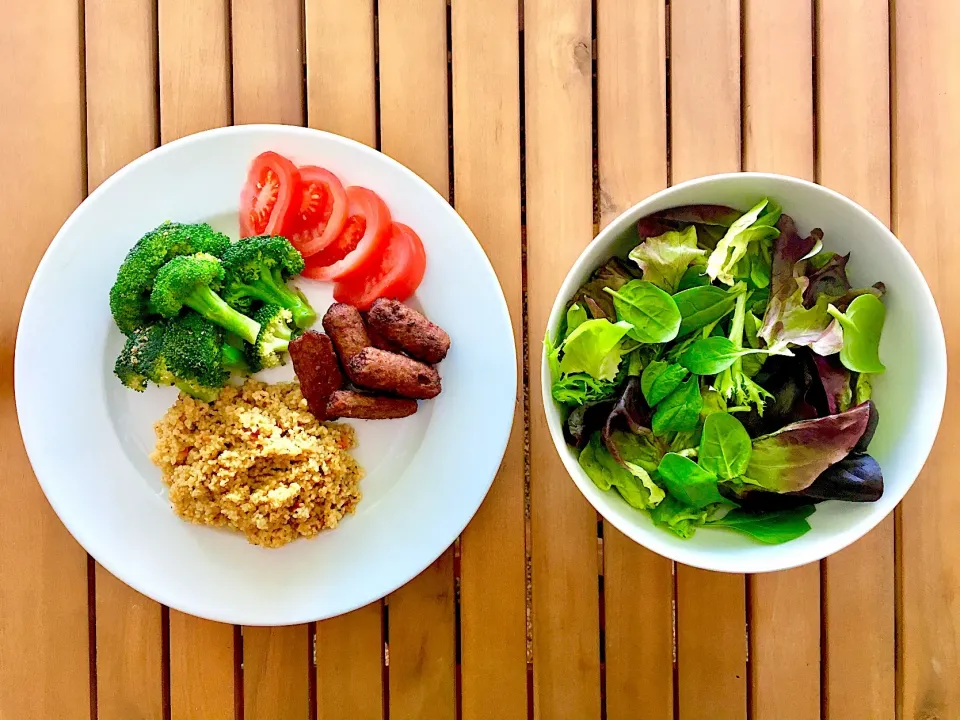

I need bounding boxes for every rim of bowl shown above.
[541,172,947,574]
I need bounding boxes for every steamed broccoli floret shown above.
[221,335,250,374]
[109,222,232,334]
[114,324,172,391]
[221,235,317,328]
[150,253,261,344]
[245,304,294,372]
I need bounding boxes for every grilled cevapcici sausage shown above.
[326,390,418,420]
[322,303,371,363]
[346,347,441,399]
[289,331,344,419]
[366,298,451,364]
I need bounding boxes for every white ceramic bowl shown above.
[16,125,516,624]
[542,173,946,573]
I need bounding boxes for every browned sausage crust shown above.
[346,347,441,399]
[364,318,405,353]
[366,298,451,364]
[289,331,344,420]
[322,303,371,363]
[326,390,418,420]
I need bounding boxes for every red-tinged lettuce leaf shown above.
[759,216,823,347]
[744,403,871,493]
[570,258,640,320]
[564,398,616,449]
[812,353,852,414]
[602,377,668,471]
[832,282,886,311]
[797,452,883,502]
[650,205,743,227]
[604,376,652,436]
[802,252,850,305]
[854,400,880,452]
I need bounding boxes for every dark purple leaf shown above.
[648,205,743,227]
[799,453,883,502]
[745,403,872,493]
[636,216,677,239]
[812,353,852,414]
[570,258,639,320]
[803,253,851,306]
[854,400,879,453]
[564,399,615,449]
[832,282,886,311]
[741,352,825,436]
[603,377,652,437]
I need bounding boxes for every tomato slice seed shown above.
[248,168,281,234]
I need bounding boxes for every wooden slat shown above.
[670,2,746,718]
[451,0,528,718]
[85,1,165,718]
[304,3,384,716]
[158,1,237,717]
[526,0,601,718]
[377,3,455,718]
[315,602,383,719]
[305,0,377,147]
[169,615,236,719]
[0,2,90,718]
[243,627,310,720]
[230,3,311,718]
[741,2,820,719]
[816,2,895,718]
[596,2,674,718]
[232,0,304,126]
[893,0,960,716]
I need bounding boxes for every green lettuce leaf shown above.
[628,225,706,293]
[650,495,709,539]
[559,319,633,381]
[580,433,664,510]
[706,199,781,286]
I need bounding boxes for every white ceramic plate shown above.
[543,173,947,573]
[15,125,516,625]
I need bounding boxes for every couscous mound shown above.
[151,380,363,547]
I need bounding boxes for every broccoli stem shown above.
[221,343,249,374]
[239,268,316,328]
[186,287,261,344]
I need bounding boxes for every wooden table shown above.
[1,1,957,718]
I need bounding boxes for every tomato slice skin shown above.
[239,151,301,238]
[333,223,427,310]
[286,166,348,257]
[302,187,392,281]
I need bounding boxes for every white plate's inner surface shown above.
[16,126,517,625]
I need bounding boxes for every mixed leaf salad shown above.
[546,199,887,544]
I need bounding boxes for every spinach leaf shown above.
[650,494,709,539]
[641,360,688,406]
[559,319,633,381]
[657,452,726,508]
[706,506,815,544]
[677,263,711,291]
[605,280,682,344]
[827,294,886,374]
[698,412,752,479]
[673,285,742,337]
[628,226,706,293]
[679,336,762,376]
[651,376,703,434]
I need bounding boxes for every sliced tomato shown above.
[286,166,348,257]
[302,187,392,281]
[239,151,301,238]
[333,223,426,310]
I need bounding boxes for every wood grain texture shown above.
[159,0,232,141]
[305,0,377,146]
[817,2,895,718]
[451,0,528,717]
[169,615,235,719]
[0,2,90,718]
[315,601,383,720]
[85,1,165,718]
[243,626,310,720]
[671,2,746,718]
[304,4,384,717]
[159,3,237,717]
[377,5,455,716]
[596,2,674,717]
[230,5,311,716]
[232,0,304,125]
[526,0,601,718]
[742,3,821,719]
[893,0,960,716]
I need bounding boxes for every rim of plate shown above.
[541,172,947,573]
[14,124,517,624]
